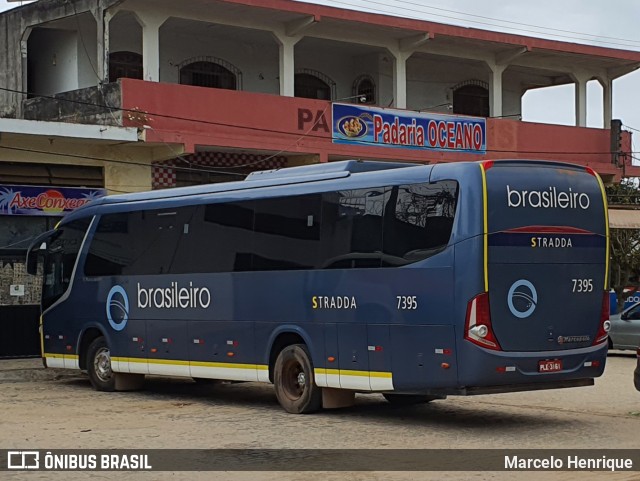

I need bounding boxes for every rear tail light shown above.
[593,291,610,345]
[465,292,502,351]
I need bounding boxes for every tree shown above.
[606,180,640,313]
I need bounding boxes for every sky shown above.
[1,0,639,153]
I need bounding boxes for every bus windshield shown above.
[40,219,90,310]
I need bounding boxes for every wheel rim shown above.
[281,357,306,401]
[93,347,113,383]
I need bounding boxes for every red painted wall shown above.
[121,79,636,177]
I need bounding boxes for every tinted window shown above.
[43,218,91,309]
[172,202,255,273]
[320,188,386,268]
[253,195,321,270]
[383,181,458,264]
[84,182,457,276]
[85,208,194,276]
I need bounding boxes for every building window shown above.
[352,74,376,104]
[295,69,336,100]
[108,51,143,83]
[179,57,242,90]
[452,80,489,117]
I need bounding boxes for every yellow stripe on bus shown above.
[315,368,340,376]
[111,356,267,371]
[479,163,489,291]
[39,315,44,359]
[594,172,610,288]
[315,368,392,378]
[44,353,79,360]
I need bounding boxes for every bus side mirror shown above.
[26,241,46,275]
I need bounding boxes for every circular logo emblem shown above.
[507,279,538,319]
[337,116,367,138]
[106,285,129,331]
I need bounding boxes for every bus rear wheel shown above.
[86,337,116,392]
[274,344,322,414]
[382,393,440,405]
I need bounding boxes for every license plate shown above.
[538,360,563,373]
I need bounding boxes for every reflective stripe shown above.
[595,172,610,288]
[480,163,489,291]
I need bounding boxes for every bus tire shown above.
[382,393,440,405]
[86,337,116,392]
[274,344,322,414]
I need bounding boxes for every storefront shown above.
[0,181,105,358]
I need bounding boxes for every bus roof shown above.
[61,159,593,223]
[88,160,426,207]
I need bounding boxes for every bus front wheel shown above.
[274,344,322,414]
[86,337,116,392]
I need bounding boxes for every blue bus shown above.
[27,160,611,413]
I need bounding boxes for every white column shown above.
[102,11,112,84]
[388,48,410,109]
[272,31,300,97]
[135,12,168,82]
[92,7,106,82]
[600,77,613,127]
[488,64,506,118]
[573,72,589,127]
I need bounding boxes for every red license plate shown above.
[538,360,563,373]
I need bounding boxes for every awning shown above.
[609,209,640,229]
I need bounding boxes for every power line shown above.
[0,144,245,177]
[321,0,640,50]
[347,0,640,47]
[68,0,100,82]
[0,127,638,160]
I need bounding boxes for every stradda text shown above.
[312,296,357,309]
[531,237,573,248]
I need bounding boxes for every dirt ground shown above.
[1,353,639,481]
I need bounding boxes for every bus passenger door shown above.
[337,323,370,390]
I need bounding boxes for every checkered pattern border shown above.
[152,152,287,189]
[152,167,177,189]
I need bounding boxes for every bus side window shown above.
[320,188,386,268]
[383,181,458,265]
[171,202,255,274]
[138,208,192,275]
[84,213,131,276]
[85,207,194,276]
[253,194,321,271]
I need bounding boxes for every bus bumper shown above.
[454,341,607,389]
